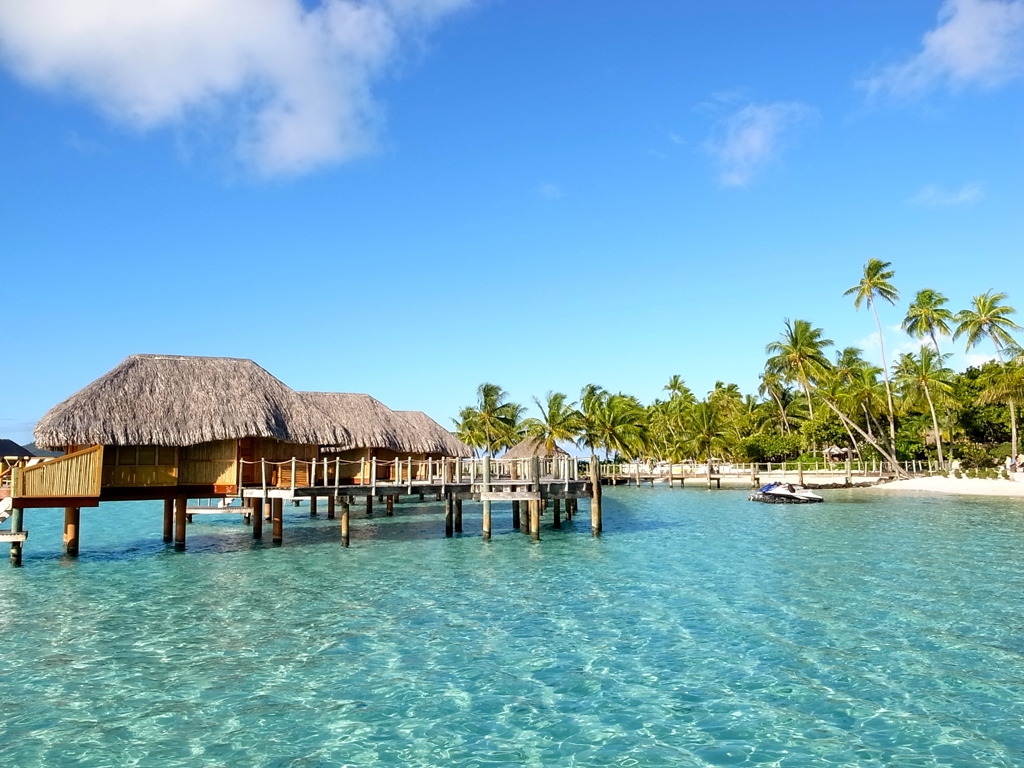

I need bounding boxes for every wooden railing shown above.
[13,446,104,499]
[239,455,590,494]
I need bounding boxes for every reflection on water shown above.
[3,488,1024,766]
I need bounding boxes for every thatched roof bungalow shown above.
[502,437,569,460]
[31,354,352,499]
[300,394,472,482]
[395,411,474,458]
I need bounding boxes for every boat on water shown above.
[749,482,823,504]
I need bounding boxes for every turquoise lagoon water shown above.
[3,488,1024,766]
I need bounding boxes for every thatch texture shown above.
[301,393,428,453]
[395,411,474,458]
[34,355,351,450]
[0,439,33,458]
[502,437,569,460]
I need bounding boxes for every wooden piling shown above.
[252,498,264,540]
[272,498,283,544]
[482,456,491,540]
[9,507,24,566]
[530,500,540,541]
[63,506,81,556]
[310,495,318,517]
[327,495,336,519]
[444,495,454,537]
[341,500,350,547]
[174,495,187,550]
[553,498,561,529]
[386,495,394,516]
[455,498,463,533]
[162,498,173,543]
[366,495,373,516]
[511,500,520,529]
[590,456,602,536]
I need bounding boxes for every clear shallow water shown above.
[3,489,1024,766]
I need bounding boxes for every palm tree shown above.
[893,347,954,467]
[758,370,792,434]
[523,392,582,454]
[978,359,1024,460]
[765,318,833,419]
[682,400,729,478]
[663,375,695,403]
[845,259,900,457]
[902,288,954,355]
[576,385,647,461]
[457,383,524,457]
[954,291,1022,456]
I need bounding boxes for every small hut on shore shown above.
[502,437,570,460]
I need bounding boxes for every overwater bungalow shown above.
[0,354,596,564]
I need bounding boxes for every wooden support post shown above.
[845,458,852,486]
[252,498,264,540]
[174,495,187,550]
[520,500,530,533]
[590,456,602,536]
[272,497,283,544]
[530,500,540,541]
[482,456,491,540]
[310,495,318,517]
[455,498,463,533]
[341,500,350,547]
[444,495,454,538]
[163,498,173,542]
[265,497,272,521]
[553,498,561,529]
[511,500,520,529]
[63,506,81,556]
[366,495,373,516]
[386,495,395,516]
[327,495,336,519]
[9,507,24,566]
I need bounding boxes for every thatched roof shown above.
[395,411,474,458]
[0,439,33,458]
[34,355,351,450]
[502,437,570,460]
[300,393,427,453]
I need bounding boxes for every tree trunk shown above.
[819,395,908,478]
[923,384,944,468]
[872,298,898,457]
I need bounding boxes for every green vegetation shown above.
[454,268,1022,472]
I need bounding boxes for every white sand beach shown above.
[870,475,1024,498]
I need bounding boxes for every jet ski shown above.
[749,481,823,504]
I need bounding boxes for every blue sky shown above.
[2,0,1023,444]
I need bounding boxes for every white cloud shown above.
[862,0,1024,97]
[704,101,817,187]
[0,0,473,176]
[909,182,984,206]
[538,182,562,200]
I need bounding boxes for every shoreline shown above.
[866,475,1024,498]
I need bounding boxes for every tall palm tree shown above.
[902,288,954,355]
[765,318,833,419]
[978,359,1024,460]
[523,392,582,454]
[893,347,954,467]
[576,385,647,461]
[954,291,1022,456]
[845,258,900,457]
[683,400,729,477]
[758,370,792,434]
[663,375,695,403]
[458,383,524,457]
